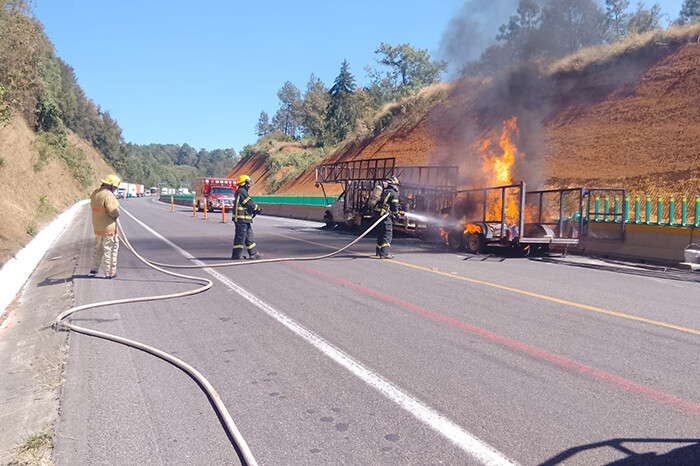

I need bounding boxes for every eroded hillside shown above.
[0,116,115,265]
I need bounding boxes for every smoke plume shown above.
[438,0,518,77]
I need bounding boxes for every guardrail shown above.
[589,194,700,227]
[159,194,335,207]
[251,195,335,206]
[158,192,700,227]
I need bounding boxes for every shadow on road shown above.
[540,438,700,465]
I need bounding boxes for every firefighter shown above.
[231,174,262,260]
[374,175,401,259]
[89,174,121,278]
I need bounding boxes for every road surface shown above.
[54,197,700,465]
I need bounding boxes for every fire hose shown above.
[54,212,390,466]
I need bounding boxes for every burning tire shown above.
[447,229,464,251]
[323,211,335,228]
[464,232,485,254]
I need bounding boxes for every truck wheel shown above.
[464,232,485,254]
[207,203,214,213]
[447,229,464,251]
[323,211,334,228]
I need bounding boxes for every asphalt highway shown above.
[54,197,700,465]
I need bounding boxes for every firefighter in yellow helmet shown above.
[89,174,121,278]
[231,175,262,260]
[374,175,401,259]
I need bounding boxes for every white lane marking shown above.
[122,208,517,466]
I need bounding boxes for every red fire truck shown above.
[195,177,237,212]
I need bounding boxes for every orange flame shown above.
[439,227,449,245]
[464,223,482,234]
[476,117,521,224]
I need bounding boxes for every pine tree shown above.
[301,74,329,141]
[272,81,302,138]
[255,110,273,137]
[678,0,700,24]
[605,0,631,41]
[627,2,663,34]
[325,60,356,144]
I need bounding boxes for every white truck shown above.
[117,182,138,199]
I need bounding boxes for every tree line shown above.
[0,1,236,190]
[459,0,700,77]
[253,43,446,148]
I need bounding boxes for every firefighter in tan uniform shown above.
[89,175,121,278]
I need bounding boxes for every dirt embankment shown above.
[235,39,700,202]
[543,43,700,197]
[0,116,115,265]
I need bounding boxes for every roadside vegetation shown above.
[0,0,237,193]
[11,429,52,466]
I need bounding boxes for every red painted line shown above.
[288,262,700,416]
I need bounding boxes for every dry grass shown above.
[0,115,115,266]
[36,345,67,391]
[11,429,53,466]
[550,23,700,74]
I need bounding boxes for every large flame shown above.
[476,117,521,224]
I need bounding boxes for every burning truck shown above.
[315,158,459,235]
[315,156,626,254]
[315,118,626,254]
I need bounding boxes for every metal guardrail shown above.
[252,195,336,206]
[604,194,700,227]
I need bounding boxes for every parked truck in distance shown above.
[195,177,237,212]
[116,182,137,199]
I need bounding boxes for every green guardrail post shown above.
[634,195,640,224]
[681,196,687,226]
[614,196,620,223]
[604,196,609,222]
[695,195,700,227]
[645,195,651,224]
[595,196,600,221]
[657,195,663,225]
[624,196,630,223]
[669,195,675,226]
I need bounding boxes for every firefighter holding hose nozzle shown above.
[374,175,402,259]
[231,175,262,260]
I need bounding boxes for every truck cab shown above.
[195,177,237,212]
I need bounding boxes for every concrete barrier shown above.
[579,222,700,263]
[257,204,326,223]
[159,195,194,207]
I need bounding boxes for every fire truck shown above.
[194,177,237,212]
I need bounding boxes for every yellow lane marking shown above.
[273,232,700,337]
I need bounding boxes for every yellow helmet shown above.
[237,174,252,186]
[100,174,121,188]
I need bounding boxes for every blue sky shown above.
[32,0,685,153]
